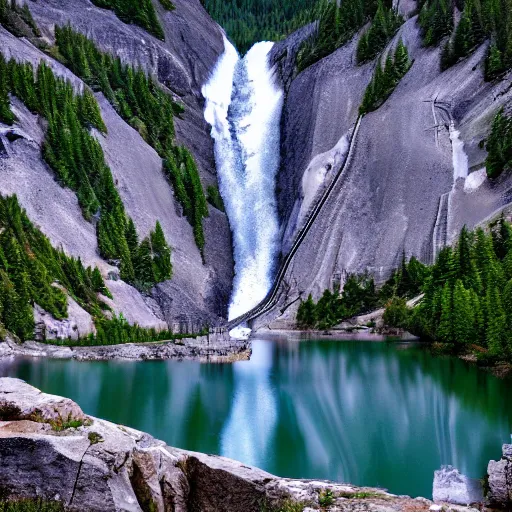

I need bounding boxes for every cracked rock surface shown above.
[0,378,484,511]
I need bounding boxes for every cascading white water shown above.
[203,37,284,321]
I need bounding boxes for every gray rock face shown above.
[0,378,482,512]
[487,444,512,508]
[0,332,250,362]
[433,465,484,505]
[261,17,512,327]
[0,0,234,327]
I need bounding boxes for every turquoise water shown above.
[1,336,511,498]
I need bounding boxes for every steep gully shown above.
[203,34,365,331]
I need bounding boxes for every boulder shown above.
[433,465,484,505]
[0,378,487,511]
[487,444,512,508]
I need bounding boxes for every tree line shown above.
[0,194,111,341]
[297,0,396,71]
[485,108,512,179]
[200,0,321,55]
[359,39,411,114]
[0,53,172,290]
[54,25,209,254]
[47,314,207,347]
[90,0,167,40]
[298,217,512,363]
[356,0,403,63]
[418,0,512,79]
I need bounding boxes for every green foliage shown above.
[54,25,207,253]
[359,39,411,115]
[0,0,43,44]
[405,221,512,361]
[207,185,225,212]
[318,489,335,507]
[0,498,64,512]
[356,1,403,63]
[159,0,175,10]
[418,0,453,46]
[91,0,165,40]
[0,53,15,125]
[0,195,110,341]
[201,0,321,55]
[296,274,378,330]
[485,108,512,179]
[164,148,209,255]
[420,0,512,78]
[45,313,205,347]
[383,296,410,328]
[297,0,398,71]
[2,51,173,290]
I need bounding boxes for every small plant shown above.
[338,490,380,499]
[48,413,91,432]
[260,498,309,512]
[318,489,335,507]
[0,498,64,512]
[88,432,104,445]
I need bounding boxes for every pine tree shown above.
[297,294,317,328]
[452,279,474,344]
[486,283,507,355]
[150,221,172,282]
[437,282,455,343]
[134,238,155,289]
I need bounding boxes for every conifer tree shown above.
[150,221,172,282]
[452,279,474,344]
[437,282,455,343]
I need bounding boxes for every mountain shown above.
[0,0,233,341]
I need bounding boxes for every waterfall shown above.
[203,37,284,321]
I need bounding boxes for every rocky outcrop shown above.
[487,444,512,508]
[0,378,482,512]
[433,466,484,506]
[261,15,512,328]
[0,0,233,330]
[0,332,250,362]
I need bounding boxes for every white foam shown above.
[449,122,469,182]
[464,168,487,192]
[203,39,284,320]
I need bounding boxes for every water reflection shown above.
[1,337,511,498]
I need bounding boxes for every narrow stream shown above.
[202,38,283,321]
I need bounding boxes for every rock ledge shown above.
[0,378,483,511]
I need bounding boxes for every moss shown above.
[88,432,104,445]
[0,498,64,512]
[338,490,382,499]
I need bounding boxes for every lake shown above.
[1,335,511,499]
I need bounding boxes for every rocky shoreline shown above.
[0,378,510,511]
[0,333,251,362]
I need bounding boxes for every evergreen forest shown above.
[54,25,209,254]
[200,0,321,54]
[0,54,173,290]
[298,217,512,363]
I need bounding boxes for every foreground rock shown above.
[433,466,484,506]
[0,333,250,362]
[487,444,512,508]
[0,378,482,511]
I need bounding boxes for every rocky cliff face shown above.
[0,0,233,334]
[261,13,512,328]
[0,378,482,512]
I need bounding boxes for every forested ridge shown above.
[54,25,209,255]
[200,0,321,54]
